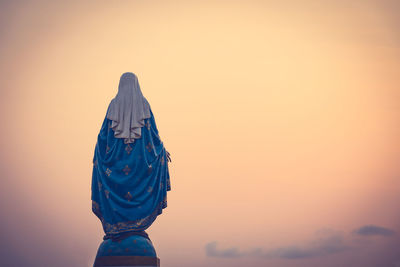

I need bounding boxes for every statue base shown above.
[93,233,160,267]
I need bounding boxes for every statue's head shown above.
[120,72,137,80]
[118,72,140,94]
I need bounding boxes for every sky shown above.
[0,0,399,266]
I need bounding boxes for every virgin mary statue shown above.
[91,72,171,241]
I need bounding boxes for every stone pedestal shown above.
[93,234,160,267]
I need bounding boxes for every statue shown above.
[91,72,171,267]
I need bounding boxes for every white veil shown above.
[106,72,151,143]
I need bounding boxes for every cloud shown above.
[205,228,349,260]
[353,225,396,237]
[205,242,243,258]
[269,229,348,259]
[206,225,400,263]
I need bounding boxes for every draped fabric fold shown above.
[91,107,171,237]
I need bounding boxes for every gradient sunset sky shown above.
[0,1,399,266]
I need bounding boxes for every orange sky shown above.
[0,1,399,266]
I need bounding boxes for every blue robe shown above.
[91,108,171,237]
